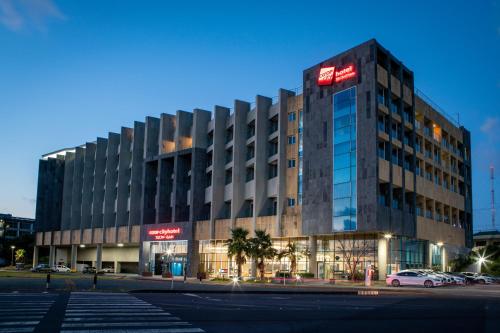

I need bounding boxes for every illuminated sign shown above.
[317,66,335,86]
[317,64,356,86]
[335,64,356,82]
[147,227,182,241]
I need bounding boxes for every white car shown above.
[387,270,443,288]
[53,265,71,272]
[101,267,115,273]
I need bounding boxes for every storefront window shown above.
[148,240,188,276]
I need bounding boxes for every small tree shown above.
[15,249,26,263]
[248,230,277,280]
[226,228,250,278]
[337,237,370,281]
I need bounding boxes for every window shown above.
[225,169,232,185]
[268,164,278,179]
[287,135,296,145]
[287,198,295,207]
[287,159,296,168]
[288,112,296,122]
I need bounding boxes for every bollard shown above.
[93,273,97,290]
[46,273,51,290]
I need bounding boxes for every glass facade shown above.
[148,240,188,276]
[388,237,426,274]
[298,110,303,204]
[333,87,357,231]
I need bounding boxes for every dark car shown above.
[447,272,475,285]
[31,264,53,273]
[82,266,104,274]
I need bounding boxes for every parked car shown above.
[387,270,443,288]
[31,264,53,273]
[444,272,468,285]
[52,265,71,272]
[82,266,104,274]
[101,267,114,273]
[474,274,496,284]
[408,269,446,284]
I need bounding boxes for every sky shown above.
[0,0,498,231]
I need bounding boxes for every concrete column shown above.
[32,246,39,268]
[48,245,56,267]
[308,236,317,277]
[441,246,447,272]
[70,245,78,271]
[377,238,388,280]
[81,142,96,229]
[129,121,145,226]
[96,244,103,271]
[427,242,433,269]
[188,240,200,277]
[115,261,121,274]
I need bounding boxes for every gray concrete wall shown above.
[190,109,211,222]
[116,127,133,227]
[91,137,108,229]
[231,100,251,220]
[253,96,272,218]
[130,121,145,226]
[210,106,230,232]
[81,143,96,229]
[60,152,75,230]
[70,147,85,230]
[103,132,120,229]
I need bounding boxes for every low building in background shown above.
[0,213,35,241]
[473,230,500,250]
[34,39,473,279]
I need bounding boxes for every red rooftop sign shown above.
[147,227,182,241]
[317,64,356,86]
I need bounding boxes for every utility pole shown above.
[491,165,496,230]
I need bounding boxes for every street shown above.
[0,276,499,333]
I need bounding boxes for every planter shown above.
[141,272,153,277]
[162,272,173,278]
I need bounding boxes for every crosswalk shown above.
[61,292,205,333]
[0,292,56,333]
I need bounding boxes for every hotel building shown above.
[34,39,472,279]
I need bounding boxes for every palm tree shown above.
[15,249,26,263]
[278,241,299,277]
[226,228,250,278]
[248,230,277,280]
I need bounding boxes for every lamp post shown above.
[10,245,16,266]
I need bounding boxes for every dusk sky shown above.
[0,0,498,231]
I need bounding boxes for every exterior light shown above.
[10,245,15,249]
[478,256,486,265]
[296,275,301,281]
[166,249,172,255]
[79,244,86,248]
[384,233,392,239]
[117,243,124,247]
[232,277,239,283]
[437,242,444,247]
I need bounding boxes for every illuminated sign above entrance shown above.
[317,64,356,86]
[147,227,182,241]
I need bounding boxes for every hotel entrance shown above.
[149,240,188,277]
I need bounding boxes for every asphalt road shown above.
[0,277,500,333]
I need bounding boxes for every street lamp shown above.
[384,233,392,239]
[10,245,16,266]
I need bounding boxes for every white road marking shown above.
[63,292,205,332]
[0,293,56,332]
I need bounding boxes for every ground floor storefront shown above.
[35,228,467,280]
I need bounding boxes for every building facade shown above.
[34,40,473,279]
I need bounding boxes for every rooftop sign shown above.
[317,64,356,86]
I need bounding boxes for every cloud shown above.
[0,0,65,32]
[480,117,500,142]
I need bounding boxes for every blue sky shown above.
[0,0,498,231]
